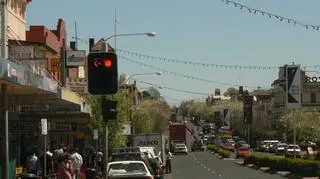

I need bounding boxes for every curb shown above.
[235,161,319,178]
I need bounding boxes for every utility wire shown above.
[120,55,261,89]
[221,0,320,31]
[135,79,211,96]
[117,49,320,70]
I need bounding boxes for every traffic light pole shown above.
[103,121,108,179]
[1,1,9,179]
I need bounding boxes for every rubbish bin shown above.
[86,168,97,179]
[20,173,38,179]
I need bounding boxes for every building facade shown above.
[7,0,31,41]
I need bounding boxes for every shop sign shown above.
[305,76,320,83]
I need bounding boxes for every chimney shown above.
[89,38,95,52]
[70,41,76,50]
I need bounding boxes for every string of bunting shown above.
[221,0,320,31]
[135,79,211,96]
[117,49,320,70]
[120,55,258,89]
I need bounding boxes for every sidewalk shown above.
[164,173,172,179]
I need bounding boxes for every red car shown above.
[236,146,252,158]
[223,143,235,151]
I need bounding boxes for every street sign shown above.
[286,65,302,109]
[223,109,231,130]
[243,95,253,124]
[93,129,98,140]
[66,50,86,67]
[41,118,48,135]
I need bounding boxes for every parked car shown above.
[174,143,188,155]
[222,142,235,152]
[285,144,301,158]
[107,160,154,179]
[275,143,287,155]
[191,141,205,151]
[236,146,252,158]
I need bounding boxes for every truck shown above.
[131,133,166,162]
[169,123,187,151]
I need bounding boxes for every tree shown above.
[88,89,132,152]
[223,87,238,96]
[141,99,171,133]
[144,87,161,100]
[132,109,154,134]
[282,108,320,143]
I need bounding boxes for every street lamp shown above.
[124,72,162,84]
[103,32,157,41]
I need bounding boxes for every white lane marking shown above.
[191,152,224,178]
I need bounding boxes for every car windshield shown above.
[176,144,185,148]
[278,144,287,148]
[288,145,300,149]
[110,153,141,162]
[108,162,147,174]
[238,148,249,151]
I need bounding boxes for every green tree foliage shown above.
[88,89,132,152]
[141,99,171,133]
[223,87,238,96]
[132,109,154,134]
[281,108,320,142]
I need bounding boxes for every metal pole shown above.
[293,110,296,158]
[44,135,47,178]
[1,0,9,179]
[247,125,250,145]
[114,8,117,51]
[1,85,8,179]
[103,122,108,179]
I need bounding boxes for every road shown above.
[165,151,284,179]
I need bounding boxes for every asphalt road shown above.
[165,151,284,179]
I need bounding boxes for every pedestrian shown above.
[57,154,73,179]
[159,165,165,179]
[71,148,83,179]
[165,149,172,174]
[25,150,40,175]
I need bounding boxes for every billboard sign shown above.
[286,65,302,109]
[66,50,86,67]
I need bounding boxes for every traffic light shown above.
[88,52,118,95]
[102,99,118,120]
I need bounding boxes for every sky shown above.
[26,0,320,105]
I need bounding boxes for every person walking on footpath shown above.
[165,149,173,174]
[71,148,83,179]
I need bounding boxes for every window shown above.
[311,93,316,103]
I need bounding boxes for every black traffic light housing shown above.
[102,99,118,121]
[88,52,118,95]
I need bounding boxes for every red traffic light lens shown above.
[104,59,112,68]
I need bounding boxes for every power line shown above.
[135,79,211,96]
[221,0,320,31]
[117,49,320,70]
[120,55,260,89]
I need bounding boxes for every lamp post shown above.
[104,32,156,41]
[124,72,162,84]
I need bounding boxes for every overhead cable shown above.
[221,0,320,31]
[135,79,211,96]
[120,55,260,89]
[117,49,320,70]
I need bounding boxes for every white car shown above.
[174,143,188,155]
[275,143,287,155]
[107,160,154,179]
[285,144,301,158]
